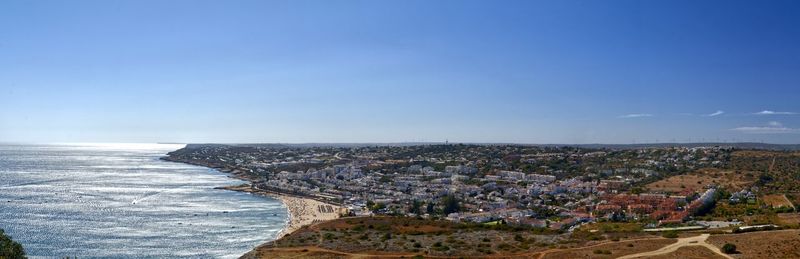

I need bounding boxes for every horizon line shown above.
[2,141,798,146]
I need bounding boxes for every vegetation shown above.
[172,145,800,258]
[0,229,26,259]
[592,249,612,255]
[662,231,678,238]
[408,200,423,214]
[730,151,800,194]
[722,243,737,254]
[441,195,461,215]
[268,216,565,257]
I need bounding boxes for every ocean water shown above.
[0,143,287,258]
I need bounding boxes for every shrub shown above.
[593,249,611,254]
[0,229,26,259]
[722,243,737,254]
[662,231,679,238]
[352,225,365,232]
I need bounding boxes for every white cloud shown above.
[768,121,783,127]
[704,110,724,117]
[754,110,797,115]
[731,121,799,134]
[618,113,653,118]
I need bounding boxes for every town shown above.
[165,143,739,232]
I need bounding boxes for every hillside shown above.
[241,216,683,258]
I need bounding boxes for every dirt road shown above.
[617,234,732,259]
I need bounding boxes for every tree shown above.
[370,202,386,212]
[0,228,26,259]
[426,202,435,215]
[408,200,422,214]
[722,243,737,254]
[757,173,774,185]
[442,195,461,215]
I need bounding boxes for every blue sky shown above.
[1,0,799,144]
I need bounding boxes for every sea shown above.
[0,143,288,258]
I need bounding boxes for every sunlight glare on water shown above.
[0,143,287,258]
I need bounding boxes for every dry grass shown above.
[645,246,728,259]
[258,216,572,258]
[731,150,800,159]
[243,247,349,259]
[646,169,752,193]
[707,229,800,258]
[252,227,800,258]
[541,238,676,259]
[777,213,800,225]
[762,194,794,209]
[730,151,800,194]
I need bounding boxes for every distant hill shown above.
[562,142,800,151]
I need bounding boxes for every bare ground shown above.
[646,246,728,259]
[646,168,753,193]
[707,229,800,259]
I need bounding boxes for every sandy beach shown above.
[273,195,342,238]
[218,184,342,238]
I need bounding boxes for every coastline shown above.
[159,154,343,239]
[217,184,343,239]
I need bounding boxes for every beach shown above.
[218,184,342,238]
[274,195,342,238]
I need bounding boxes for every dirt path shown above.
[262,235,727,259]
[262,236,672,259]
[617,234,732,259]
[769,156,776,173]
[782,194,797,211]
[258,246,487,258]
[534,236,672,259]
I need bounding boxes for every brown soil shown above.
[254,230,800,259]
[707,229,800,258]
[761,194,794,208]
[540,238,676,259]
[252,238,678,259]
[777,213,800,225]
[646,169,752,193]
[645,246,728,259]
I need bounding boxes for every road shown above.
[617,234,733,259]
